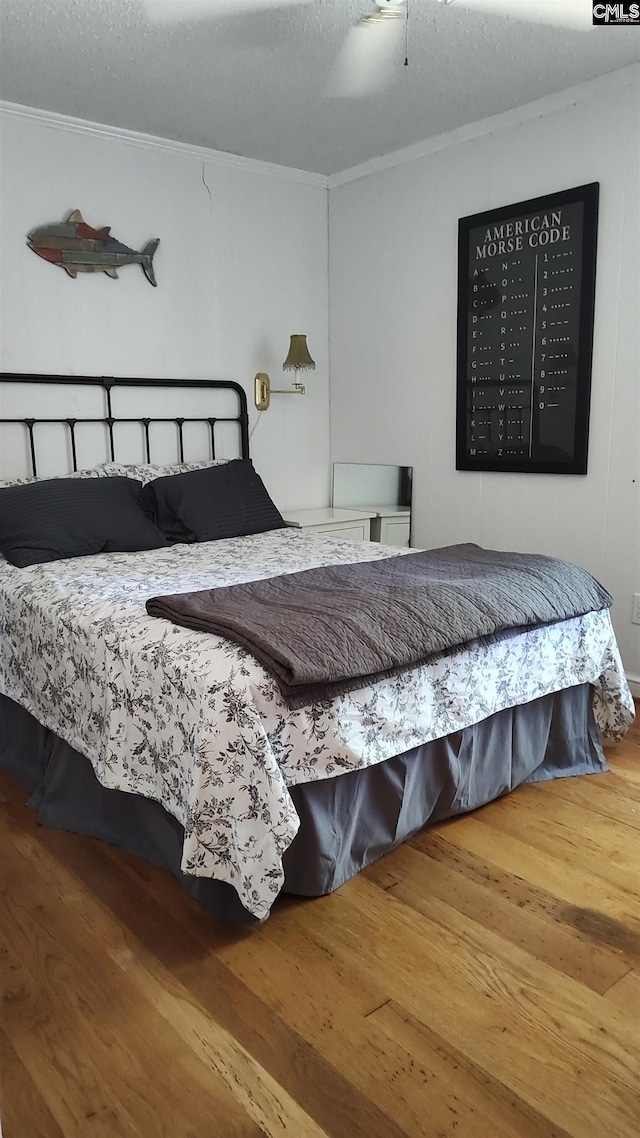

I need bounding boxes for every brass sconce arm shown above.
[254,373,305,411]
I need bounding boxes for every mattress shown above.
[0,528,634,919]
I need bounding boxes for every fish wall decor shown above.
[27,210,160,286]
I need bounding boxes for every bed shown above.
[0,373,634,924]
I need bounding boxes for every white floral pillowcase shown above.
[0,458,227,488]
[98,459,228,485]
[0,467,107,488]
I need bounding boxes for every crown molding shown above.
[0,100,328,188]
[2,61,638,190]
[328,63,640,189]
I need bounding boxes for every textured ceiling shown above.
[0,0,638,175]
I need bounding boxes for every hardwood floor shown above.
[0,711,638,1138]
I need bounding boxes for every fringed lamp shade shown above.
[283,335,315,373]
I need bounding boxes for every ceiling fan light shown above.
[366,0,407,20]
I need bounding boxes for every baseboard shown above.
[626,674,640,700]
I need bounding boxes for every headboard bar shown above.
[0,373,250,476]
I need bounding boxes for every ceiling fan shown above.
[434,1,591,29]
[328,0,592,97]
[141,0,315,22]
[142,1,593,97]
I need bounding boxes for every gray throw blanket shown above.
[146,544,611,708]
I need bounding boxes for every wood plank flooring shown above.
[0,709,638,1138]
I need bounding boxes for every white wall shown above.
[1,79,639,681]
[329,69,640,681]
[0,105,330,510]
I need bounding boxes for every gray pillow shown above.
[0,476,169,567]
[140,459,285,543]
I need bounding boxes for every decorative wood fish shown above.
[27,210,160,286]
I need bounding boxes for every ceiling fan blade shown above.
[438,0,593,31]
[142,0,313,25]
[326,18,405,99]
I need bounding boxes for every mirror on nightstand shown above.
[332,463,413,547]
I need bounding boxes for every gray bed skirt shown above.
[0,685,607,923]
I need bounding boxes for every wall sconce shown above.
[254,334,315,411]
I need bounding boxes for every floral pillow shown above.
[0,458,228,489]
[99,459,228,485]
[0,466,108,488]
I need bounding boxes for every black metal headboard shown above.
[0,373,249,477]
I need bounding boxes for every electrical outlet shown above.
[633,594,640,625]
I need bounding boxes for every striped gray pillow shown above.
[0,476,169,567]
[140,459,285,544]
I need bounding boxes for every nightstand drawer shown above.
[281,508,375,541]
[370,515,411,547]
[310,520,371,541]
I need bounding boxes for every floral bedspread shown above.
[0,529,634,919]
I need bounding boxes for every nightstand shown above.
[369,507,411,548]
[281,507,376,542]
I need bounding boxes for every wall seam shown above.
[599,88,632,582]
[326,183,333,504]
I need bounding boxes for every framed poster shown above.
[456,182,599,474]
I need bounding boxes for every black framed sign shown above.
[456,182,599,474]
